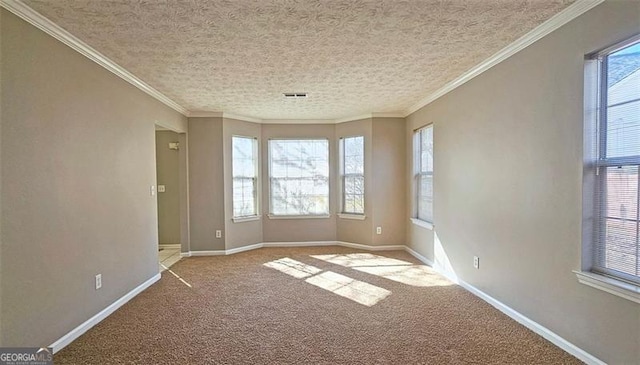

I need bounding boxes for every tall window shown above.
[340,136,364,214]
[414,125,433,223]
[269,139,329,216]
[232,136,258,218]
[588,38,640,284]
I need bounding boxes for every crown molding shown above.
[187,112,405,124]
[221,113,262,123]
[403,0,605,117]
[186,111,224,118]
[0,0,190,116]
[334,112,405,124]
[261,119,335,125]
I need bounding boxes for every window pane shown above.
[344,136,364,174]
[606,100,640,158]
[232,137,257,217]
[341,136,364,214]
[415,125,433,223]
[417,174,433,222]
[598,166,639,278]
[344,175,364,214]
[420,127,433,173]
[269,139,329,215]
[606,43,640,158]
[233,178,256,217]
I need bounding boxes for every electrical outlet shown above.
[216,230,222,238]
[157,185,166,193]
[376,227,382,235]
[150,185,156,196]
[473,256,480,269]
[95,274,102,290]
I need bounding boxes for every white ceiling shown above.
[22,0,575,120]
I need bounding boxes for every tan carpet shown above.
[54,246,582,364]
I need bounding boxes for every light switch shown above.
[158,185,166,193]
[150,185,156,196]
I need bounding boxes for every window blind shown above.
[340,136,364,214]
[232,136,258,218]
[415,125,433,223]
[592,40,640,284]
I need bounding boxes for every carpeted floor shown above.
[54,246,582,364]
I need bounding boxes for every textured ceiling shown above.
[24,0,574,119]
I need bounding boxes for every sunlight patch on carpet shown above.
[305,271,391,306]
[162,265,193,288]
[311,253,452,287]
[310,253,413,267]
[263,257,322,278]
[354,265,453,287]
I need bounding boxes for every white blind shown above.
[415,125,433,223]
[232,136,258,218]
[592,40,640,284]
[341,136,364,214]
[269,139,329,216]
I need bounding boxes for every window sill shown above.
[337,213,366,220]
[574,270,640,304]
[267,214,331,220]
[232,215,261,223]
[410,218,434,230]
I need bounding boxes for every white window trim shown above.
[574,271,640,304]
[338,213,366,220]
[232,215,261,223]
[410,218,433,230]
[267,138,331,217]
[413,125,434,225]
[579,35,640,302]
[267,214,331,220]
[339,136,365,216]
[232,135,259,219]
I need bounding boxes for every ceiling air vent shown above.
[283,93,308,98]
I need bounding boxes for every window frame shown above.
[577,34,640,303]
[231,135,259,221]
[413,125,434,225]
[339,135,365,216]
[591,37,640,285]
[267,138,331,218]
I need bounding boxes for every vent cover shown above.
[283,93,308,98]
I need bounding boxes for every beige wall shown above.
[223,118,263,249]
[405,1,640,363]
[372,118,406,246]
[0,10,187,347]
[155,131,181,244]
[335,119,373,245]
[187,117,225,251]
[261,124,338,242]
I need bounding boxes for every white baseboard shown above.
[402,246,605,365]
[159,244,181,249]
[337,241,406,251]
[49,273,161,354]
[263,241,337,247]
[225,243,263,255]
[183,241,406,257]
[187,250,226,256]
[404,246,434,266]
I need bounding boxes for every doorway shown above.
[155,127,183,271]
